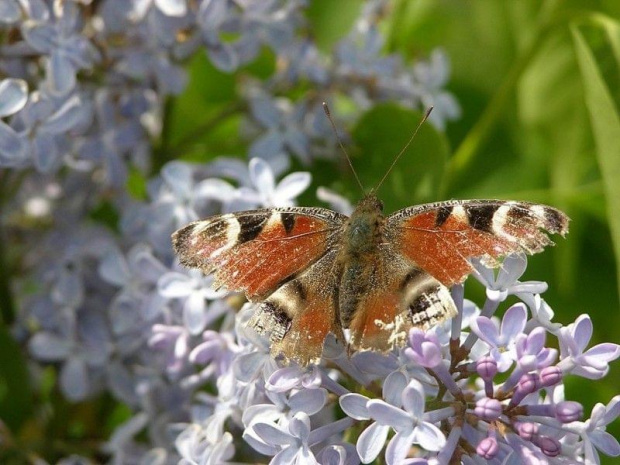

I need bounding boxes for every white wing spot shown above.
[492,205,516,241]
[529,205,546,225]
[211,216,240,258]
[266,211,282,230]
[452,205,467,222]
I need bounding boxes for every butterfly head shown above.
[357,192,384,213]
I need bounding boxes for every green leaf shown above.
[585,12,620,73]
[306,0,361,51]
[126,165,148,200]
[351,103,450,213]
[572,25,620,299]
[167,53,236,147]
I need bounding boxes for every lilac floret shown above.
[557,314,620,379]
[475,398,503,421]
[472,302,528,372]
[539,366,563,387]
[537,435,561,457]
[367,379,446,461]
[556,401,584,423]
[477,436,499,459]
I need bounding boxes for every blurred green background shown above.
[311,0,620,453]
[2,0,620,462]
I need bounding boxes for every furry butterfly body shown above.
[172,193,568,365]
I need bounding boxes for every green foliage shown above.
[573,24,620,303]
[0,327,32,431]
[307,0,362,50]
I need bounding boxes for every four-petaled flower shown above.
[234,157,312,209]
[557,314,620,379]
[158,269,229,335]
[367,379,446,464]
[249,412,319,464]
[564,396,620,464]
[472,303,528,372]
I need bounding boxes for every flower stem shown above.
[0,170,16,325]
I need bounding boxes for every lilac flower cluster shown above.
[1,1,618,464]
[14,153,620,464]
[228,253,620,464]
[0,0,458,176]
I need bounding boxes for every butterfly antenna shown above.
[374,106,433,193]
[322,102,365,193]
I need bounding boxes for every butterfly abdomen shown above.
[337,194,386,327]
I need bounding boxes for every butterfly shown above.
[172,193,569,365]
[172,104,568,365]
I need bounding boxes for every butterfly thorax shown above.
[341,193,384,257]
[337,193,385,327]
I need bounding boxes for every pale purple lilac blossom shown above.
[0,0,457,176]
[0,77,28,164]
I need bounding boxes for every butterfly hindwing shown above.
[249,249,343,365]
[346,248,457,352]
[172,208,346,299]
[385,200,569,286]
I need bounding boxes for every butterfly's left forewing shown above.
[172,207,347,364]
[173,208,346,298]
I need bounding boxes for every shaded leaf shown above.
[0,327,32,430]
[572,26,620,299]
[352,103,450,213]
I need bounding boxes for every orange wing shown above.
[344,249,458,353]
[251,249,343,365]
[172,207,346,365]
[172,207,346,300]
[385,200,569,286]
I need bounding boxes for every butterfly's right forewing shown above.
[386,200,569,286]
